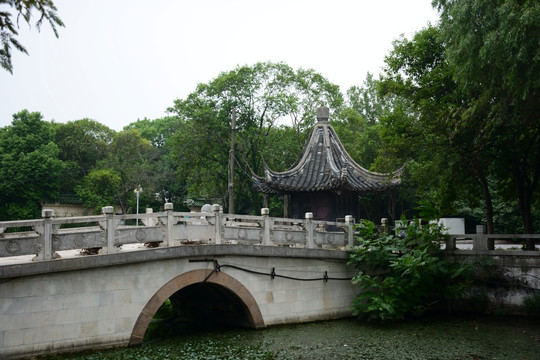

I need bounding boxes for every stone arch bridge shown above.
[0,205,358,359]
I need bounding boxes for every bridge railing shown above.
[0,204,355,261]
[373,220,539,252]
[445,225,540,251]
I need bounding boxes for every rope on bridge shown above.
[189,258,353,282]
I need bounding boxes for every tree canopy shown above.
[168,62,343,213]
[434,0,540,244]
[0,110,64,219]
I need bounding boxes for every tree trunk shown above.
[513,160,536,250]
[472,160,494,234]
[387,191,397,224]
[478,172,494,234]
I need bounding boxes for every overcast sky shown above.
[0,0,439,131]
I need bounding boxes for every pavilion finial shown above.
[316,107,329,123]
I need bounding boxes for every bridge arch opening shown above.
[129,269,265,346]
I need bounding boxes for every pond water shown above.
[50,316,539,360]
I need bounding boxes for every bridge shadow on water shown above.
[144,283,254,341]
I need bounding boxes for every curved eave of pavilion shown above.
[251,117,403,195]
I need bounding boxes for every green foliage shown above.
[332,108,380,170]
[54,119,114,194]
[348,219,471,321]
[124,116,180,148]
[74,129,156,213]
[378,25,476,220]
[168,61,343,213]
[0,110,64,220]
[76,168,121,213]
[54,119,113,172]
[434,0,540,100]
[523,291,540,317]
[0,0,64,73]
[434,0,540,241]
[124,116,186,210]
[152,299,175,320]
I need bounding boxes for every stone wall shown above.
[446,251,540,315]
[40,203,92,217]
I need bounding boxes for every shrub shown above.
[348,219,471,321]
[523,291,540,317]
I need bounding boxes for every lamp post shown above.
[134,185,142,226]
[229,109,236,214]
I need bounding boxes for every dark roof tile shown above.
[252,107,403,194]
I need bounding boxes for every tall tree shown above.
[378,25,497,230]
[124,116,181,149]
[346,72,394,126]
[0,110,64,219]
[54,119,114,194]
[77,130,154,214]
[0,0,64,73]
[125,116,186,209]
[168,62,343,213]
[435,0,540,245]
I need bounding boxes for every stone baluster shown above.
[143,208,158,227]
[164,202,174,247]
[345,215,354,248]
[213,204,222,244]
[305,212,314,249]
[473,224,491,250]
[446,235,457,250]
[102,206,117,254]
[33,209,56,261]
[261,208,271,246]
[381,218,389,234]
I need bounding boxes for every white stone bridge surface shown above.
[0,205,358,359]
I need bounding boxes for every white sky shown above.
[0,0,439,131]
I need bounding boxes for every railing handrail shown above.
[2,208,538,262]
[0,206,354,262]
[446,227,539,250]
[0,218,46,228]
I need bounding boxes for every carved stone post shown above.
[102,206,117,254]
[34,209,56,261]
[261,208,271,246]
[305,212,314,249]
[212,204,222,245]
[446,235,457,250]
[164,202,174,247]
[345,215,354,248]
[381,218,389,234]
[473,224,491,250]
[142,208,158,227]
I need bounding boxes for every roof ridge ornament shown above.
[316,107,329,123]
